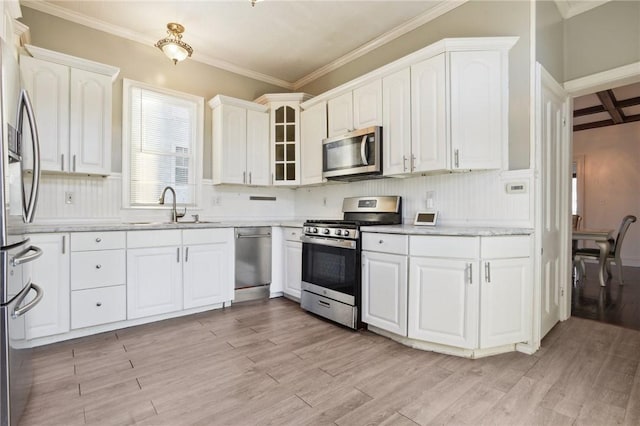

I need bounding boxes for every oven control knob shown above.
[323,228,330,235]
[334,229,342,236]
[343,230,350,237]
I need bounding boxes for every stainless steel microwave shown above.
[322,126,382,181]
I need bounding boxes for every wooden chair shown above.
[574,215,637,285]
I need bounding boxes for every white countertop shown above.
[11,220,305,234]
[362,224,533,236]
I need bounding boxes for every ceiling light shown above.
[155,22,193,65]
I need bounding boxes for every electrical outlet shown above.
[425,191,435,209]
[65,192,74,204]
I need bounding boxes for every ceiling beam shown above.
[597,90,624,123]
[574,105,605,117]
[573,113,640,132]
[617,96,640,109]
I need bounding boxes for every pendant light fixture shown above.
[155,22,193,65]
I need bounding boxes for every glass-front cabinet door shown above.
[273,104,298,184]
[256,93,312,187]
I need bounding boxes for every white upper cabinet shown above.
[382,68,412,176]
[300,101,327,186]
[327,79,382,137]
[410,53,448,173]
[19,46,119,175]
[449,50,504,170]
[210,95,270,186]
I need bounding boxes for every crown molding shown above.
[553,0,611,19]
[291,0,469,90]
[24,44,121,80]
[208,94,268,111]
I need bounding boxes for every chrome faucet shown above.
[159,186,186,222]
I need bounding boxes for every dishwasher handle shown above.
[236,232,271,239]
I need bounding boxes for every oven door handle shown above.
[301,235,357,250]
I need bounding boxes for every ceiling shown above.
[21,0,611,91]
[573,81,640,132]
[21,0,462,89]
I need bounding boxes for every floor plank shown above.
[20,297,640,425]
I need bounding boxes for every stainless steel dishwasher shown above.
[234,227,272,302]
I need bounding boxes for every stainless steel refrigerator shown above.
[0,38,43,426]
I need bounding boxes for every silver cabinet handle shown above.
[454,149,460,168]
[402,156,408,171]
[62,235,66,254]
[249,172,252,184]
[243,171,246,184]
[185,247,189,262]
[61,154,65,171]
[176,247,180,263]
[411,154,416,171]
[485,262,491,283]
[73,154,77,172]
[95,264,102,269]
[468,263,473,284]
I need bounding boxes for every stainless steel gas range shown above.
[300,196,402,329]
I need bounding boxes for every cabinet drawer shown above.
[71,285,126,329]
[362,233,408,255]
[283,227,302,242]
[183,228,233,245]
[410,236,479,259]
[71,250,125,290]
[71,231,125,251]
[481,236,530,258]
[127,230,181,248]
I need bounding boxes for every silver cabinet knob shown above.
[96,264,102,269]
[96,237,102,243]
[379,240,384,244]
[96,302,102,307]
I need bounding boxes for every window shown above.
[122,79,204,208]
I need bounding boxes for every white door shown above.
[382,68,412,176]
[19,56,69,172]
[26,233,70,339]
[536,63,570,339]
[283,240,302,298]
[127,246,183,319]
[408,257,478,349]
[246,109,270,185]
[362,251,407,336]
[69,68,112,174]
[183,243,232,309]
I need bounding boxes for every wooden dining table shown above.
[572,229,615,287]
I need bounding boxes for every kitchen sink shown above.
[126,221,220,225]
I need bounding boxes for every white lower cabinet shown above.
[183,228,234,309]
[362,232,532,355]
[127,245,183,319]
[362,251,407,336]
[408,257,478,348]
[26,233,70,339]
[283,239,302,299]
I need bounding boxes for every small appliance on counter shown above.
[300,196,402,329]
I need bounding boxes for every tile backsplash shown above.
[33,169,532,227]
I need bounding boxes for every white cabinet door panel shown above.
[127,246,182,319]
[353,80,382,130]
[283,240,302,298]
[382,68,412,176]
[300,101,327,186]
[26,234,70,339]
[327,92,353,137]
[408,257,478,348]
[71,285,126,329]
[246,109,270,185]
[70,249,125,290]
[362,251,407,336]
[183,243,233,309]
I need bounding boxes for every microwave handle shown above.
[360,135,368,166]
[17,89,41,223]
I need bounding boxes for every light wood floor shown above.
[22,298,640,425]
